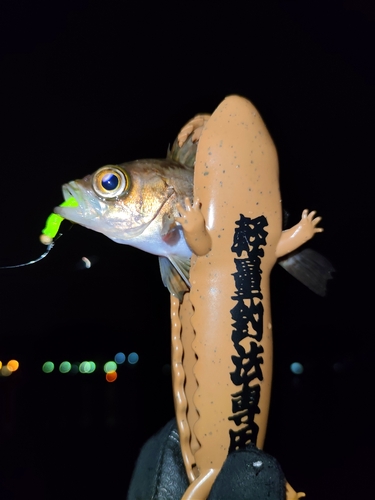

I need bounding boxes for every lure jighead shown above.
[0,197,78,269]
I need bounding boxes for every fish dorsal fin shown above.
[278,248,335,297]
[167,134,197,168]
[159,255,190,301]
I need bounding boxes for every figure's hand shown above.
[176,198,205,232]
[276,208,324,258]
[176,198,212,256]
[178,114,211,147]
[300,209,323,240]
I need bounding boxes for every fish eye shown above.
[93,166,129,198]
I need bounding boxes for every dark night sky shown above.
[0,2,374,498]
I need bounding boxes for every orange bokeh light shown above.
[106,371,117,383]
[7,360,19,372]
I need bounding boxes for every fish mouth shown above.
[61,182,86,210]
[54,180,176,239]
[54,181,105,224]
[62,183,79,202]
[62,181,91,207]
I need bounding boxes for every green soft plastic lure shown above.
[39,196,78,245]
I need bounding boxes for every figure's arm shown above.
[276,209,323,258]
[177,114,211,147]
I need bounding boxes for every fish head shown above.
[54,161,178,242]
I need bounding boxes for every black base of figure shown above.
[127,419,287,500]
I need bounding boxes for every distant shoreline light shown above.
[0,359,20,377]
[38,352,140,380]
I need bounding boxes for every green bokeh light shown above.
[42,361,54,373]
[59,361,72,374]
[79,361,96,374]
[104,361,117,373]
[79,361,90,373]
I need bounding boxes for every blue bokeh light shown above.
[114,352,126,364]
[290,362,304,375]
[128,352,139,365]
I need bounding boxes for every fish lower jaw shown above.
[53,206,91,227]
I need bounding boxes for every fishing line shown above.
[0,239,58,269]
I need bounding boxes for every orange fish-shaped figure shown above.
[56,96,332,499]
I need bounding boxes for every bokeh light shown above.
[104,361,117,373]
[81,256,91,268]
[1,365,12,377]
[59,361,72,374]
[106,371,117,382]
[128,352,139,365]
[76,255,97,270]
[79,361,89,373]
[42,361,55,373]
[0,361,2,370]
[70,363,79,375]
[290,362,304,375]
[7,360,19,372]
[79,361,95,373]
[114,352,125,364]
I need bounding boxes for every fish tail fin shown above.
[278,248,335,296]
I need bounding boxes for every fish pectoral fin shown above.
[161,212,177,237]
[169,255,191,286]
[278,248,335,297]
[159,256,190,301]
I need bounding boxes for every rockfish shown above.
[55,130,333,299]
[55,135,198,299]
